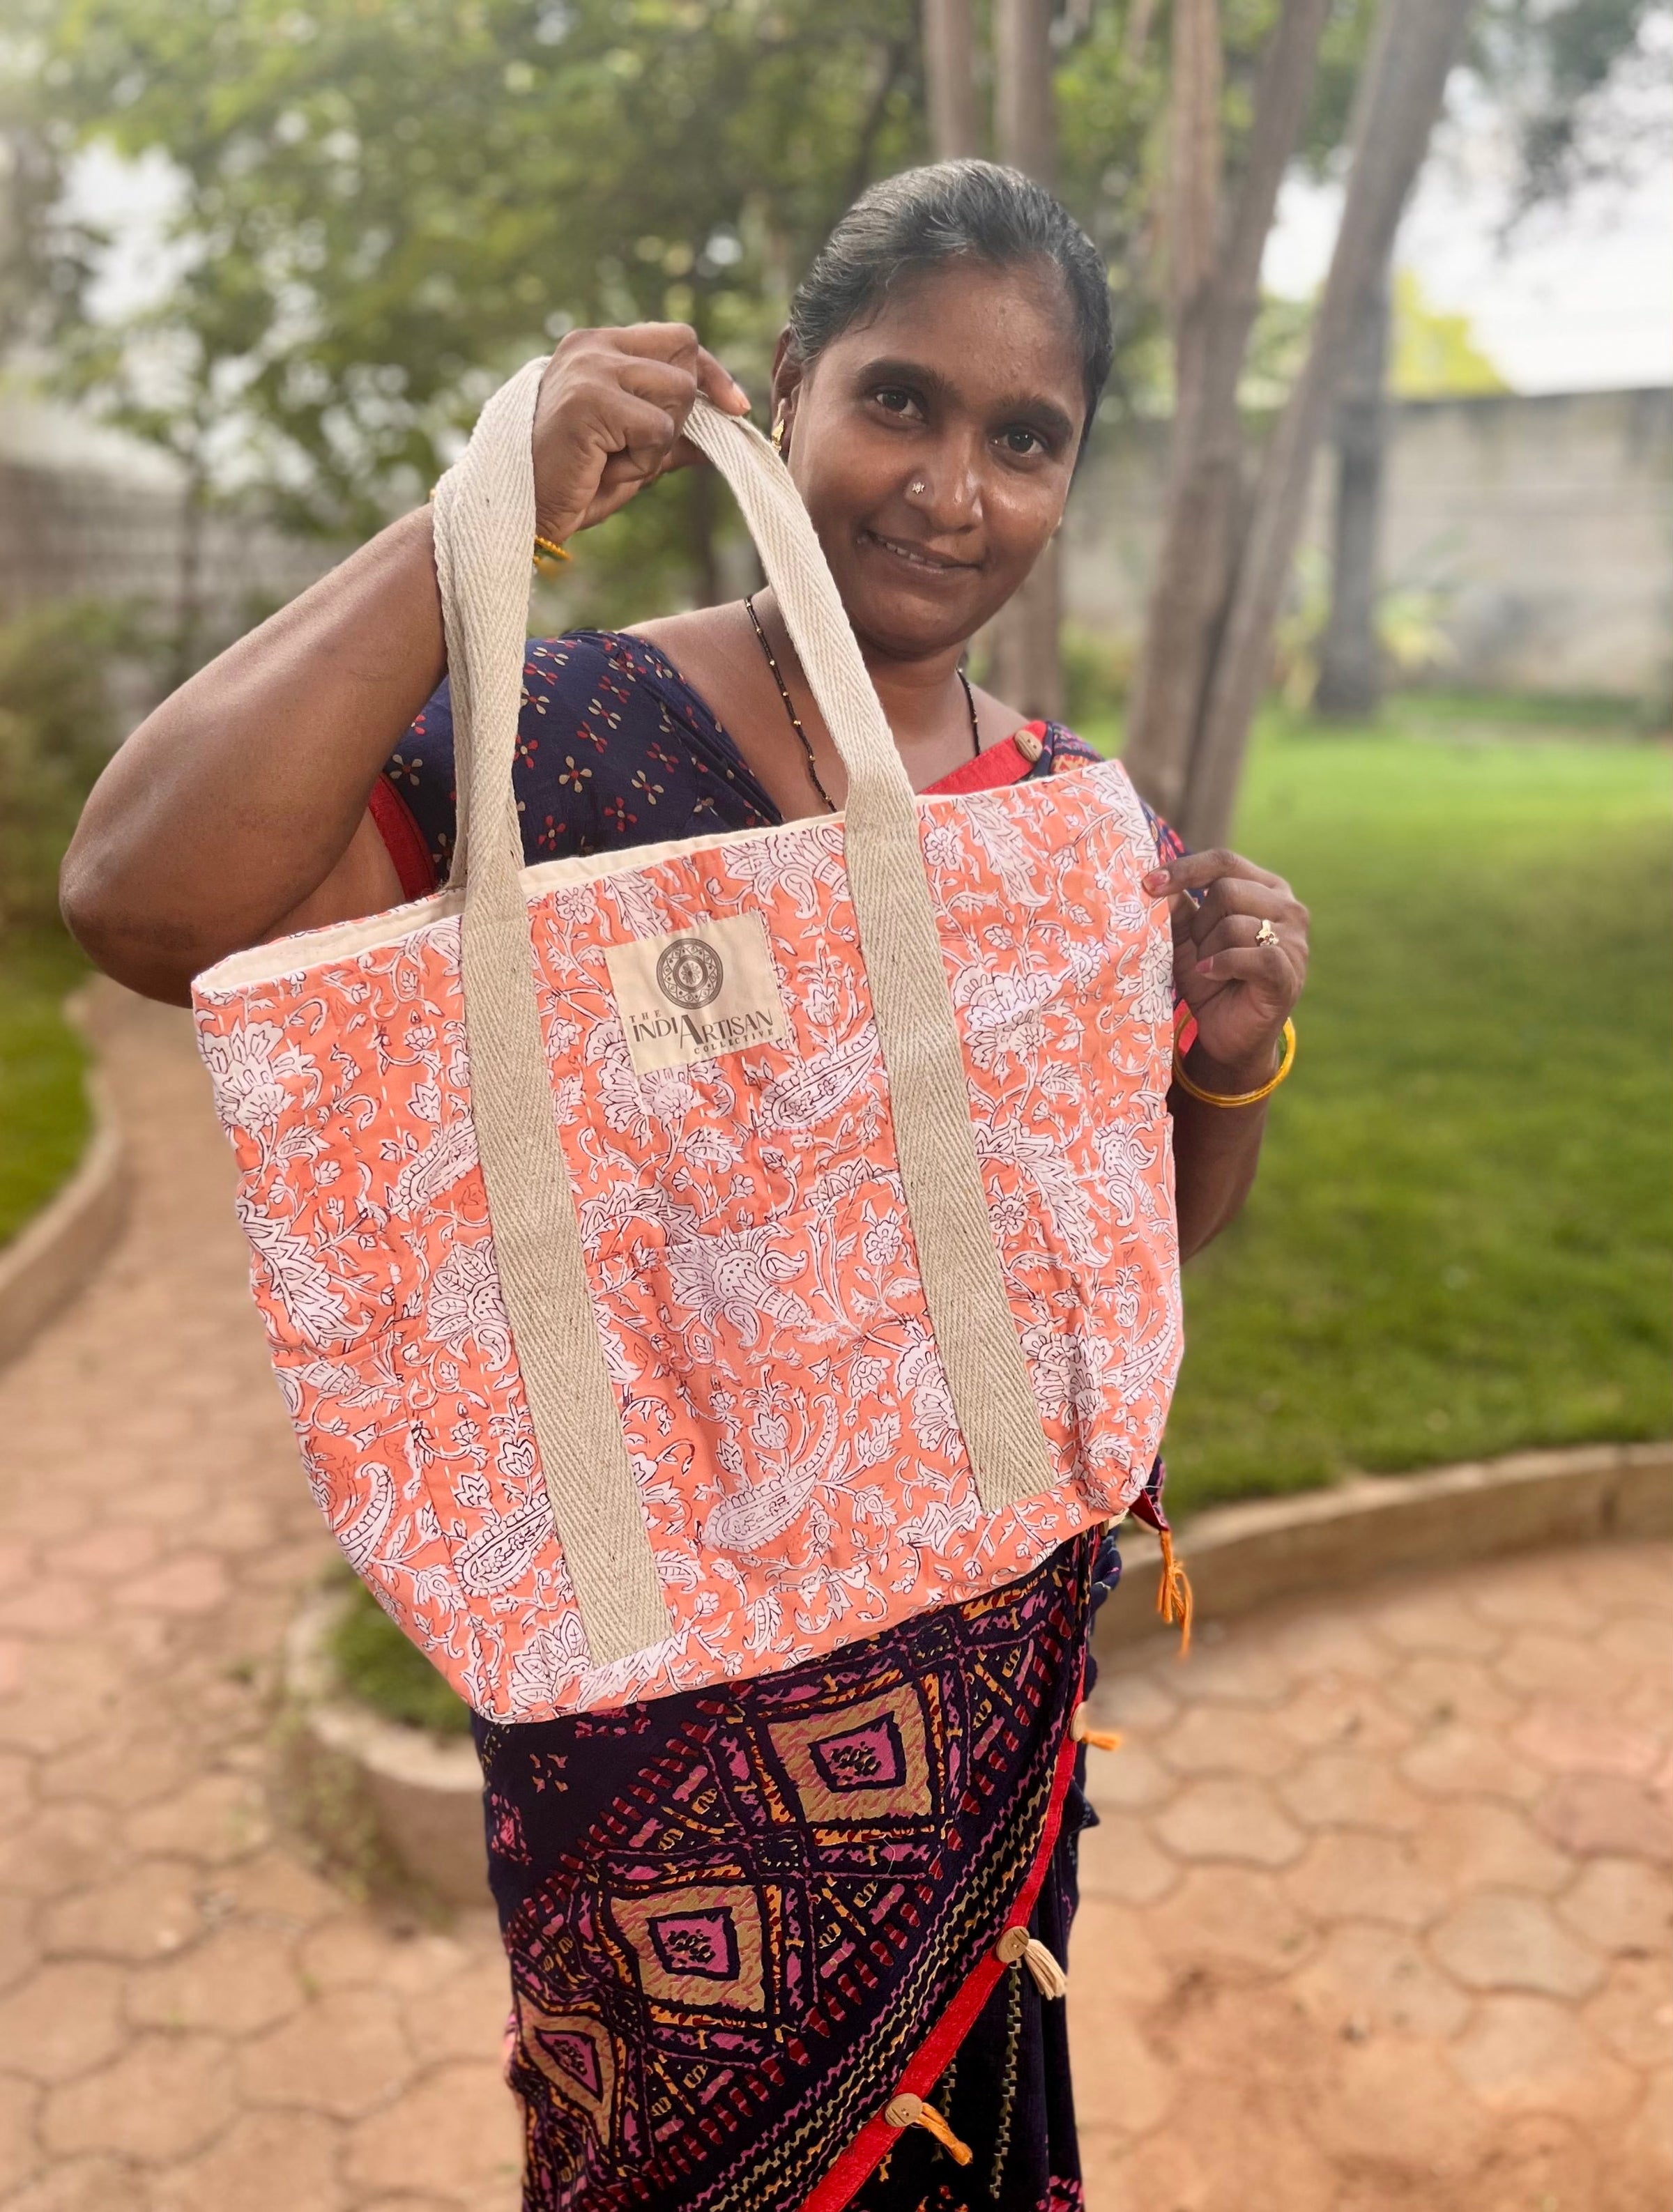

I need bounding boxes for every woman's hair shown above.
[787,160,1113,431]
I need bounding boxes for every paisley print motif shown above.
[193,634,1184,1723]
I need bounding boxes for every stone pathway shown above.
[0,988,1668,2211]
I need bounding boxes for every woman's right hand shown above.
[532,323,751,546]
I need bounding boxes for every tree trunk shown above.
[923,0,979,159]
[1181,0,1474,848]
[1122,0,1335,817]
[1315,259,1393,717]
[988,0,1063,721]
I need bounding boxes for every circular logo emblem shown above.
[655,936,725,1011]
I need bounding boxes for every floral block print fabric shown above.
[193,756,1180,1721]
[477,1527,1099,2212]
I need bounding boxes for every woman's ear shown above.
[769,329,805,450]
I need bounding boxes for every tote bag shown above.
[193,359,1183,1722]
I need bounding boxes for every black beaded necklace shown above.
[743,592,979,815]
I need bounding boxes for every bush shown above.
[0,597,132,934]
[328,1574,473,1737]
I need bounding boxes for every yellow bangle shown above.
[1172,1017,1297,1108]
[533,534,572,569]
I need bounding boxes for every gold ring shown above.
[1255,919,1279,948]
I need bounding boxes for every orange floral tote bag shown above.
[192,361,1182,1721]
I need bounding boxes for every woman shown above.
[64,162,1306,2212]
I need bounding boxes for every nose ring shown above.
[909,478,927,497]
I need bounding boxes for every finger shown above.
[590,394,680,468]
[1143,847,1283,898]
[696,346,751,415]
[1189,914,1281,964]
[1193,943,1296,992]
[606,320,704,363]
[1180,877,1290,942]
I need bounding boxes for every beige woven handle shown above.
[431,363,1051,1670]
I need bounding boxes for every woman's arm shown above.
[1147,845,1310,1260]
[61,326,749,1005]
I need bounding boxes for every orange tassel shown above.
[1069,1705,1123,1754]
[885,2094,974,2166]
[1156,1526,1194,1657]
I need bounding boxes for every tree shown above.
[923,0,979,160]
[1123,0,1477,843]
[24,0,924,625]
[988,0,1064,721]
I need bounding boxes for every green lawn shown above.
[0,930,91,1250]
[1079,700,1672,1513]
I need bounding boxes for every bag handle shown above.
[433,360,1051,1669]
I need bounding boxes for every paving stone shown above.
[1291,1919,1471,2040]
[1305,2032,1491,2177]
[1065,1896,1175,2011]
[1493,1629,1634,1700]
[1084,1666,1179,1735]
[1144,1868,1317,1978]
[1511,1700,1663,1779]
[1534,1774,1673,1864]
[0,1961,127,2083]
[1080,1739,1177,1813]
[1277,1749,1428,1834]
[1074,1809,1182,1907]
[1448,1994,1642,2123]
[125,1773,271,1866]
[1467,1559,1604,1636]
[125,1920,304,2038]
[1400,1722,1544,1805]
[148,2108,345,2212]
[114,1555,231,1619]
[1161,1636,1295,1708]
[1066,2000,1175,2135]
[1383,1654,1520,1731]
[1281,1832,1447,1930]
[296,1917,481,2000]
[1430,1889,1607,1999]
[0,1582,102,1639]
[0,2072,42,2195]
[1152,1699,1301,1781]
[1153,1779,1305,1867]
[1597,1613,1673,1672]
[1579,1951,1673,2071]
[1271,1682,1412,1756]
[0,1802,113,1900]
[238,1988,413,2119]
[43,1859,203,1964]
[3,2156,152,2212]
[1557,1855,1673,1955]
[343,2060,523,2204]
[43,2034,236,2163]
[1409,1799,1573,1896]
[1361,1583,1504,1659]
[1262,1611,1391,1682]
[0,1887,42,1995]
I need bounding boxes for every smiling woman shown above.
[59,161,1307,2212]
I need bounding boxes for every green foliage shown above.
[329,1572,473,1737]
[1082,702,1672,1510]
[0,596,128,932]
[1389,268,1511,398]
[0,926,89,1249]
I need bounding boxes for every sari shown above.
[374,629,1184,2211]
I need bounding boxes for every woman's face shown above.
[772,256,1086,663]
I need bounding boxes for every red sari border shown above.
[798,1668,1087,2212]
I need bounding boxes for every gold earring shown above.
[771,406,788,456]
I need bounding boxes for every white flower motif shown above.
[428,1239,513,1372]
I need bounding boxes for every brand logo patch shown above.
[655,937,724,1011]
[604,912,790,1075]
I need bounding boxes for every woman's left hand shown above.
[1143,847,1310,1089]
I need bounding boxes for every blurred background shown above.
[0,3,1670,2204]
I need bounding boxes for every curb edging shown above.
[282,1584,489,1910]
[0,982,128,1372]
[1099,1439,1673,1652]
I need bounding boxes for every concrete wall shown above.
[1063,385,1673,702]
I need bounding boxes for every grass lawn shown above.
[1078,695,1672,1513]
[0,930,91,1250]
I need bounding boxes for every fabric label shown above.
[604,912,791,1075]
